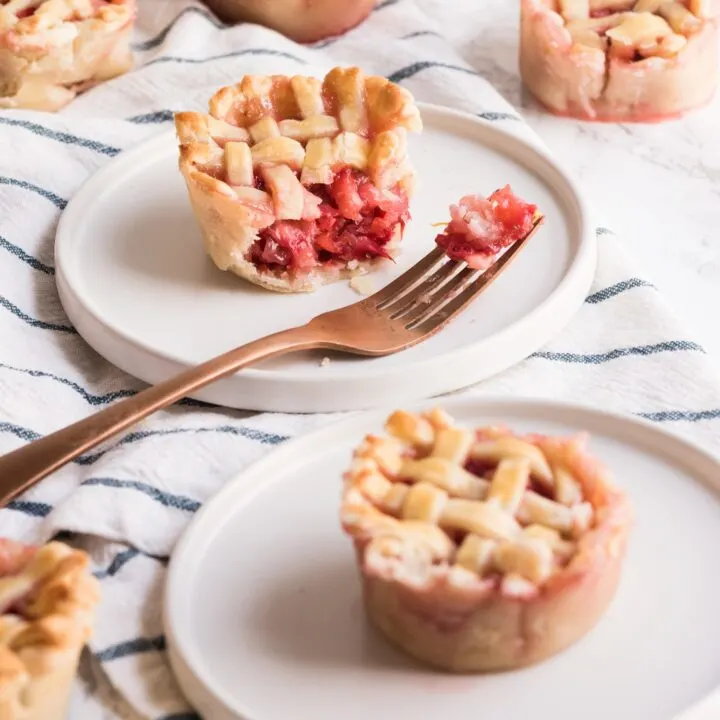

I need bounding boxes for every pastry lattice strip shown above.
[175,68,422,221]
[343,410,595,587]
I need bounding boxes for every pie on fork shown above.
[434,186,540,269]
[0,0,136,111]
[174,66,423,293]
[340,408,632,671]
[520,0,719,121]
[0,538,100,719]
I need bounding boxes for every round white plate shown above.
[165,397,720,720]
[56,104,595,412]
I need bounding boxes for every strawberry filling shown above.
[435,185,537,269]
[250,168,410,273]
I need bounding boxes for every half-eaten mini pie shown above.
[174,67,422,293]
[0,538,100,719]
[521,0,719,121]
[341,409,632,672]
[0,0,136,112]
[434,186,540,269]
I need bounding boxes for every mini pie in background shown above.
[174,67,422,293]
[340,408,632,672]
[0,538,100,719]
[521,0,719,122]
[0,0,136,112]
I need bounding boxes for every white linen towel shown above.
[1,1,719,717]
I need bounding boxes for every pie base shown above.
[520,0,719,122]
[360,533,626,672]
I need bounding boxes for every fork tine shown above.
[387,258,465,320]
[399,265,480,325]
[405,217,543,331]
[372,247,446,309]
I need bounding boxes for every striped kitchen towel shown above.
[1,0,720,718]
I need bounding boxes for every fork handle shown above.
[0,325,320,506]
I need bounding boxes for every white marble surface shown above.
[69,2,720,717]
[424,0,720,358]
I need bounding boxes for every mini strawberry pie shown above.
[521,0,719,121]
[0,0,136,111]
[340,408,632,672]
[174,67,422,293]
[0,538,100,719]
[434,186,540,269]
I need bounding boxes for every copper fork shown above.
[0,218,542,506]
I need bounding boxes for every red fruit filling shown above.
[435,185,538,269]
[250,168,410,273]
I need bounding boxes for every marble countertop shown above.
[425,0,720,358]
[69,2,720,717]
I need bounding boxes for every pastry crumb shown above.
[320,357,331,367]
[349,275,375,296]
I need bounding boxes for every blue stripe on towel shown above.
[375,0,402,10]
[6,499,53,517]
[476,111,520,121]
[127,110,174,124]
[0,117,120,157]
[0,362,135,404]
[95,635,166,662]
[532,340,703,364]
[0,362,215,408]
[585,278,655,304]
[0,177,67,209]
[94,547,170,579]
[639,408,720,422]
[82,478,202,512]
[0,236,55,275]
[401,30,443,40]
[94,549,141,579]
[0,422,287,466]
[387,61,480,84]
[0,296,76,333]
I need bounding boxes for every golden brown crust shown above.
[0,541,100,719]
[0,0,136,111]
[341,409,633,672]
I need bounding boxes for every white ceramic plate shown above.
[55,104,595,412]
[165,397,720,720]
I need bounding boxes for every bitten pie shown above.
[0,0,136,112]
[0,538,100,719]
[340,409,632,672]
[174,67,422,293]
[521,0,719,121]
[434,186,540,269]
